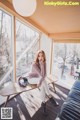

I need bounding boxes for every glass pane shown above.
[16,20,39,78]
[52,43,80,89]
[16,20,39,60]
[0,71,13,90]
[0,9,12,81]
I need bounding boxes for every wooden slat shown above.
[53,39,80,43]
[49,33,80,40]
[50,39,53,74]
[13,16,16,81]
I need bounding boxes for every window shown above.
[0,9,13,84]
[52,42,80,89]
[16,20,39,77]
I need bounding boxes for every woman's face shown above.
[38,53,44,62]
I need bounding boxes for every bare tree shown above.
[16,25,21,38]
[0,11,3,47]
[70,45,77,75]
[0,11,4,77]
[61,44,67,78]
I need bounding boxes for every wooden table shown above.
[0,82,37,107]
[0,77,57,107]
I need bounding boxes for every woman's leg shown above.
[40,79,53,101]
[28,77,48,115]
[40,82,46,102]
[40,82,48,116]
[42,80,51,97]
[28,77,47,102]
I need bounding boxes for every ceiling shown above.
[4,0,80,35]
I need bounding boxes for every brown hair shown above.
[34,50,46,65]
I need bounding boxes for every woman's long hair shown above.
[34,50,46,65]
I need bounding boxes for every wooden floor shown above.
[0,84,69,120]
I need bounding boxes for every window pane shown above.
[0,71,13,90]
[16,20,39,59]
[16,20,39,78]
[52,43,80,89]
[0,9,12,81]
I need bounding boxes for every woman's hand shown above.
[39,60,44,65]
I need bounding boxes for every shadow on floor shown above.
[0,84,69,120]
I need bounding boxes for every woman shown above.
[28,50,59,115]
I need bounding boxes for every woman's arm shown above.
[37,61,46,87]
[33,62,46,87]
[32,63,41,76]
[33,62,46,77]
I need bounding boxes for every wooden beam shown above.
[49,32,80,40]
[53,39,80,43]
[39,33,42,49]
[13,16,16,81]
[50,39,53,74]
